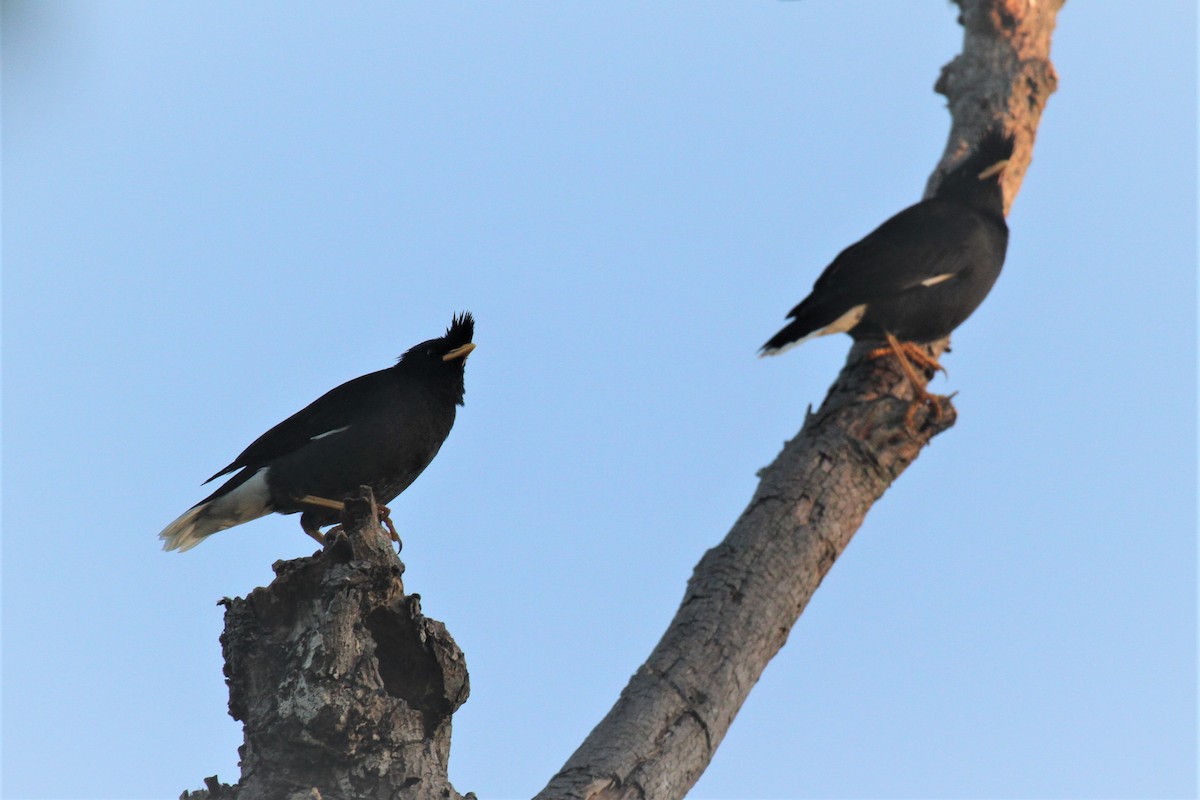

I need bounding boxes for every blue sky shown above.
[3,3,1196,799]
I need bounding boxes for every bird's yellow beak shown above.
[442,342,476,362]
[977,159,1009,180]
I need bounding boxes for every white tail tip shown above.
[159,468,273,552]
[159,504,216,552]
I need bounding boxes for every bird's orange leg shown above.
[300,511,328,545]
[295,495,343,546]
[377,505,401,543]
[296,494,399,544]
[899,341,947,377]
[871,332,948,429]
[295,494,345,511]
[867,339,946,377]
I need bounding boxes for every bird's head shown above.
[397,311,476,405]
[935,125,1016,214]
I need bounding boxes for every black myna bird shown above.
[761,128,1014,414]
[159,312,475,552]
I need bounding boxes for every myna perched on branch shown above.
[762,128,1014,419]
[159,312,475,552]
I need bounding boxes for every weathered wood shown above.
[931,0,1062,212]
[534,347,956,800]
[534,2,1064,798]
[182,487,472,800]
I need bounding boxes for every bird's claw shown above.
[903,392,948,433]
[296,494,398,548]
[377,505,401,545]
[868,341,946,378]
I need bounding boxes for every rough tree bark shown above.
[181,2,1062,799]
[534,1,1062,799]
[182,489,472,800]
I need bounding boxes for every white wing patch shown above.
[920,273,956,288]
[310,426,349,441]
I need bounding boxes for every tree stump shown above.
[182,487,471,800]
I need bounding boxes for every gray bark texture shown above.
[181,489,472,800]
[180,2,1063,799]
[534,1,1063,799]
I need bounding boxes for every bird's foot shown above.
[868,333,951,433]
[297,496,345,547]
[300,515,328,546]
[904,390,946,432]
[297,494,398,547]
[377,505,402,549]
[867,340,946,377]
[901,342,947,377]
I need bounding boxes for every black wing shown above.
[204,368,396,483]
[801,199,987,309]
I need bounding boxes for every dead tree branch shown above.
[183,488,472,800]
[534,2,1063,798]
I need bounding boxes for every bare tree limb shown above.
[534,2,1064,799]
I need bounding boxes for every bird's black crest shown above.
[397,311,476,365]
[947,125,1015,181]
[972,125,1016,166]
[933,124,1016,205]
[444,311,475,349]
